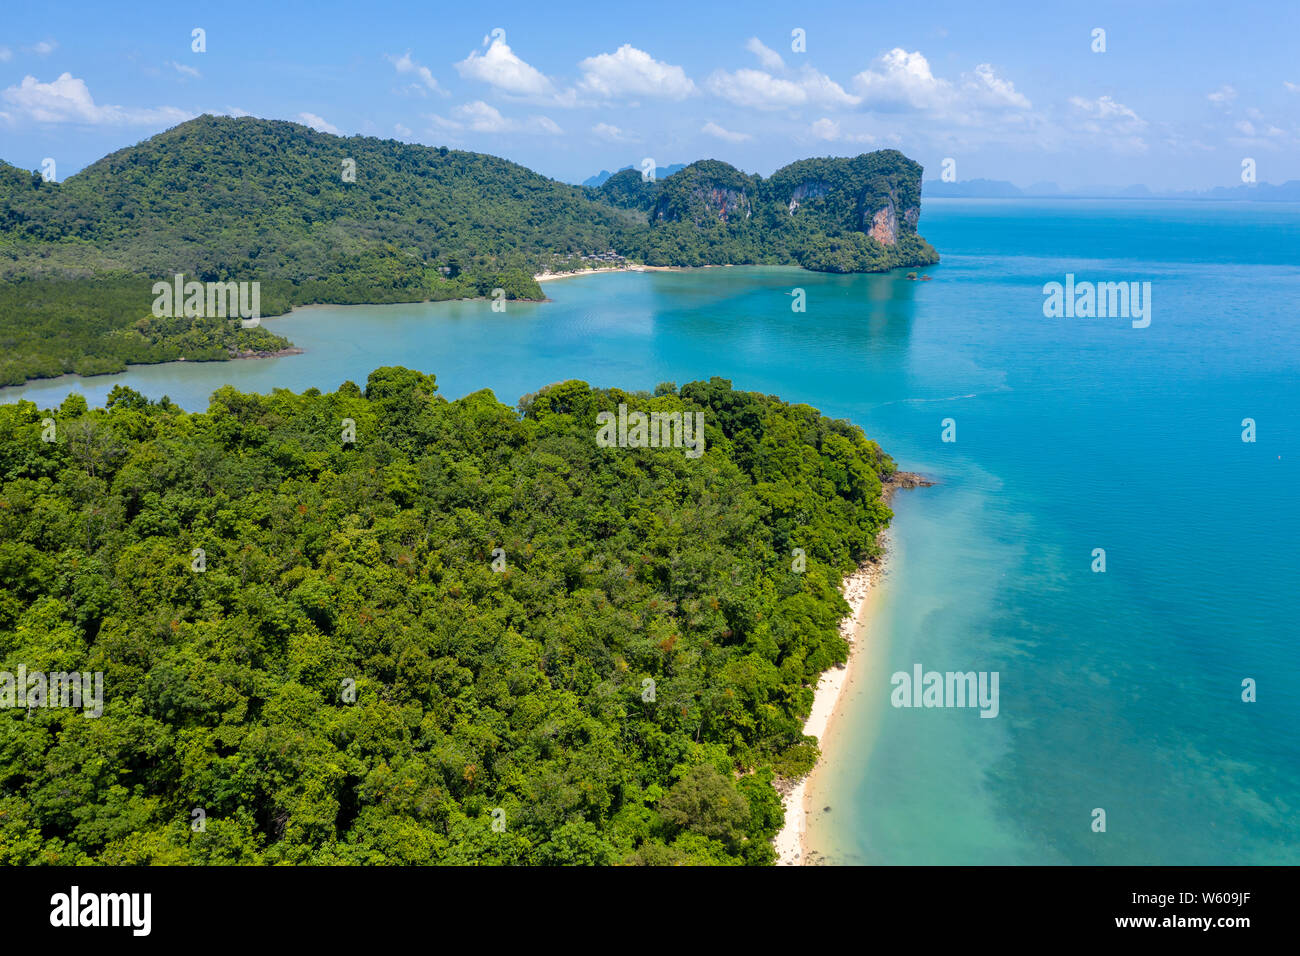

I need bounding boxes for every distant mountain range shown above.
[581,164,687,187]
[923,178,1300,201]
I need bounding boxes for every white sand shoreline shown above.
[772,472,930,866]
[773,557,880,866]
[534,267,632,283]
[533,264,709,282]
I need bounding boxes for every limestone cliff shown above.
[597,149,938,273]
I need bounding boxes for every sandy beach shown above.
[773,558,881,866]
[534,267,636,282]
[533,264,703,282]
[773,472,932,866]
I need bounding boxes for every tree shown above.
[659,764,751,850]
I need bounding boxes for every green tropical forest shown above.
[0,369,896,865]
[0,115,936,387]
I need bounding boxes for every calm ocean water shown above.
[6,199,1298,863]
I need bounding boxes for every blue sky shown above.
[2,0,1298,188]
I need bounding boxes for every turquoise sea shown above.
[5,199,1298,864]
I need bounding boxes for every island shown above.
[0,369,903,865]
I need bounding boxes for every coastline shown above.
[773,558,880,865]
[773,471,933,866]
[230,346,304,360]
[533,264,707,282]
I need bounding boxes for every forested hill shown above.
[0,115,636,296]
[0,370,895,865]
[1,114,936,285]
[596,151,939,272]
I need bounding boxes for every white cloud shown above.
[1207,85,1237,103]
[388,52,443,94]
[170,60,201,79]
[796,67,861,108]
[848,50,1032,134]
[1222,106,1293,148]
[1286,81,1300,93]
[298,112,341,135]
[853,49,951,111]
[28,40,57,56]
[2,73,190,125]
[701,120,751,142]
[0,48,12,63]
[1068,95,1148,151]
[394,123,412,137]
[707,68,806,109]
[432,100,562,135]
[810,117,840,140]
[964,64,1030,110]
[1237,107,1289,141]
[455,36,554,97]
[707,64,860,110]
[807,117,876,144]
[745,37,784,72]
[592,121,635,142]
[577,45,694,100]
[438,100,510,132]
[1069,94,1144,126]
